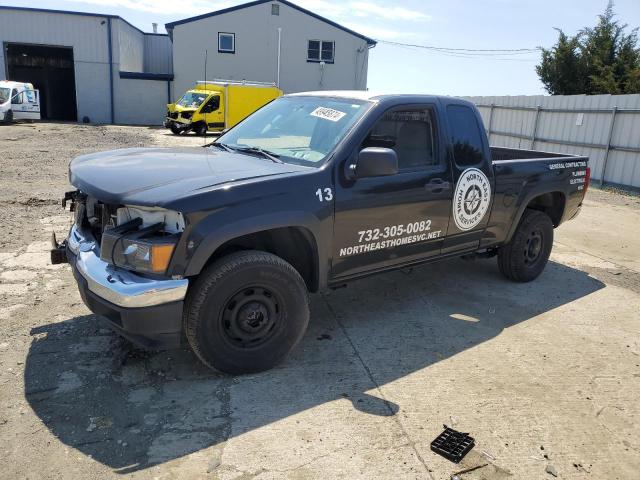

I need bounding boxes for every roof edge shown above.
[0,5,166,36]
[120,71,174,81]
[164,0,376,46]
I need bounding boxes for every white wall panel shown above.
[114,75,170,125]
[144,35,173,74]
[467,94,640,189]
[170,1,370,98]
[116,19,144,72]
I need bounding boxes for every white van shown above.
[0,81,41,123]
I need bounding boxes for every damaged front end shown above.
[164,109,195,133]
[51,190,189,349]
[50,190,84,264]
[52,191,185,270]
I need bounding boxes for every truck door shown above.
[331,105,453,280]
[10,88,26,119]
[441,101,495,254]
[201,95,224,130]
[11,87,40,120]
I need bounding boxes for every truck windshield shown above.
[215,96,372,167]
[177,92,208,108]
[0,88,10,103]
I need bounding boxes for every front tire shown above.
[498,209,554,282]
[184,251,310,374]
[4,110,13,124]
[194,122,207,136]
[169,123,182,135]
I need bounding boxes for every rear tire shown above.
[498,209,554,282]
[184,250,310,374]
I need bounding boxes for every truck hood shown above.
[69,147,308,207]
[167,104,197,113]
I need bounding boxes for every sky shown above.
[5,0,640,96]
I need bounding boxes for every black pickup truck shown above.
[54,92,590,373]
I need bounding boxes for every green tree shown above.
[536,2,640,95]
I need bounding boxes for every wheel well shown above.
[204,227,319,292]
[525,191,565,226]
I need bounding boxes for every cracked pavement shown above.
[0,123,639,479]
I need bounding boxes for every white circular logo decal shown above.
[453,168,491,231]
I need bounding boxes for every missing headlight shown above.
[116,206,185,234]
[100,208,184,275]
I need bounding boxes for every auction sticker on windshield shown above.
[310,107,347,122]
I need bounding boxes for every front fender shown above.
[182,210,327,279]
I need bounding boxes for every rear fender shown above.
[505,188,566,243]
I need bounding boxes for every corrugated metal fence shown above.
[465,94,640,189]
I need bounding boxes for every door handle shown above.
[426,178,450,193]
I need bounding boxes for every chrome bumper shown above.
[67,224,188,309]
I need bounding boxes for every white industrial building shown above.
[0,1,375,125]
[0,6,173,124]
[166,0,376,98]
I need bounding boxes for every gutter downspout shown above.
[107,17,115,124]
[276,27,282,88]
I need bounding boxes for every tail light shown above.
[583,167,591,195]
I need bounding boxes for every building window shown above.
[271,3,280,15]
[307,40,334,63]
[218,32,235,53]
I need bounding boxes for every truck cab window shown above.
[446,105,484,166]
[24,89,36,103]
[361,109,437,169]
[11,89,22,104]
[0,88,10,103]
[202,96,220,113]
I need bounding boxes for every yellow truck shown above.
[164,79,283,135]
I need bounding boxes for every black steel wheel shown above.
[524,228,544,266]
[220,286,282,349]
[4,110,13,124]
[184,250,309,374]
[169,123,182,135]
[498,209,554,282]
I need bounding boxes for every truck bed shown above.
[490,146,575,162]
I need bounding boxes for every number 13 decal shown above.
[315,187,333,202]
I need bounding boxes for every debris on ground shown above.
[450,463,489,480]
[431,425,475,463]
[546,464,559,477]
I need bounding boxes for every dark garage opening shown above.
[5,43,78,121]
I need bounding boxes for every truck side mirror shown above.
[354,147,398,178]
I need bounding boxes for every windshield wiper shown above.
[209,142,234,152]
[233,146,284,163]
[208,141,235,152]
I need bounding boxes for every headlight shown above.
[101,233,178,274]
[181,111,193,120]
[100,206,184,275]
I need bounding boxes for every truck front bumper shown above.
[66,224,188,349]
[164,117,191,129]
